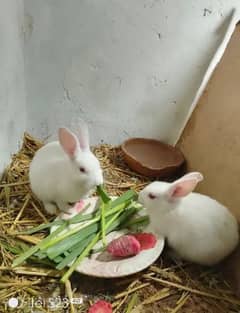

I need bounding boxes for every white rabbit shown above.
[138,172,239,265]
[29,122,103,215]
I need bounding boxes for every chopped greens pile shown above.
[12,186,149,282]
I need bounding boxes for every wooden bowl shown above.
[121,138,185,178]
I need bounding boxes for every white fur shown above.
[29,123,103,215]
[138,172,239,265]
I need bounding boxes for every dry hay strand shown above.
[0,132,239,312]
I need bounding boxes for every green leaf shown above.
[27,256,56,268]
[53,255,64,263]
[18,204,92,235]
[97,185,111,203]
[1,240,26,255]
[100,201,107,246]
[46,223,99,259]
[12,222,68,267]
[123,215,150,230]
[125,293,138,313]
[34,250,47,260]
[39,218,99,251]
[12,187,145,281]
[108,190,137,209]
[39,199,133,251]
[56,234,95,270]
[12,245,39,267]
[61,233,100,283]
[17,219,65,235]
[60,207,128,282]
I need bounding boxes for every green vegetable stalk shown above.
[12,186,149,282]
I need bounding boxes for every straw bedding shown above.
[0,133,239,312]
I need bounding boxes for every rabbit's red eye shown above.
[148,192,156,199]
[79,167,86,173]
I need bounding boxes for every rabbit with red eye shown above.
[138,172,239,266]
[29,122,103,215]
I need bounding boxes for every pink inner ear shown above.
[170,179,199,198]
[59,128,78,158]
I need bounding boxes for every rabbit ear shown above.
[78,122,89,151]
[58,128,79,159]
[70,117,89,151]
[167,172,203,199]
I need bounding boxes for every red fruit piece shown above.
[107,235,141,257]
[88,300,112,313]
[132,233,157,250]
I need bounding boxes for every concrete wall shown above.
[0,0,26,174]
[1,1,239,168]
[23,1,240,145]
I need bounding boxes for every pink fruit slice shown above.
[132,233,157,250]
[88,300,112,313]
[107,235,141,257]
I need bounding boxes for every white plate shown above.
[50,197,165,278]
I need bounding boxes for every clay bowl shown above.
[121,138,185,178]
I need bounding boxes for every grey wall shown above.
[0,0,26,174]
[23,1,240,145]
[1,1,240,175]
